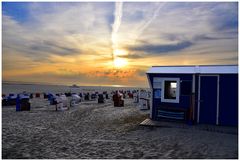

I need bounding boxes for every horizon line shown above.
[2,80,148,88]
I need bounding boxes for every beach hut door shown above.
[198,75,219,125]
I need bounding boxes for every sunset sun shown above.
[113,57,128,68]
[112,49,128,68]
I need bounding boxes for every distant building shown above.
[70,84,79,88]
[146,65,238,126]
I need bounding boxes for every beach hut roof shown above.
[146,65,238,74]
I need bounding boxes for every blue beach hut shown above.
[146,65,238,126]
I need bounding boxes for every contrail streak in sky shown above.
[111,2,123,61]
[134,3,165,44]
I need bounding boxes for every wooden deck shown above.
[140,118,238,135]
[140,118,163,126]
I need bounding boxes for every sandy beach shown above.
[2,96,238,159]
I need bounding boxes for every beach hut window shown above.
[164,81,177,99]
[161,78,180,103]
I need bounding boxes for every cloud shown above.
[128,41,193,54]
[2,3,114,61]
[193,34,237,41]
[119,54,144,59]
[208,2,238,32]
[215,56,238,63]
[161,33,237,43]
[126,10,144,22]
[2,2,238,87]
[3,68,146,87]
[133,3,165,42]
[30,40,81,56]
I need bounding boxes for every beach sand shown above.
[2,97,238,159]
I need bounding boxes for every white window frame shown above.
[161,78,180,103]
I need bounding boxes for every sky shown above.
[2,2,238,87]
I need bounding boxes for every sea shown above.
[2,83,148,95]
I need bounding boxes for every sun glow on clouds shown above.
[112,49,128,68]
[113,49,128,56]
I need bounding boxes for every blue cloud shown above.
[128,41,193,54]
[214,16,238,31]
[210,2,238,31]
[193,34,237,41]
[161,2,238,33]
[6,41,80,56]
[30,40,80,56]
